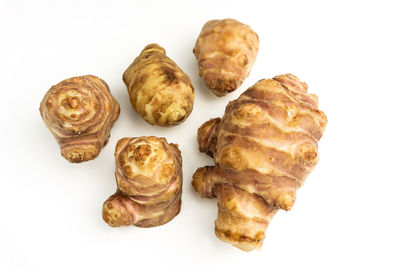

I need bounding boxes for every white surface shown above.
[1,0,399,266]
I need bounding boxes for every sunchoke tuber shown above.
[193,19,259,96]
[39,75,120,163]
[123,44,194,126]
[103,136,182,227]
[192,74,327,251]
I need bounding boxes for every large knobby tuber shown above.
[192,74,327,251]
[102,136,182,227]
[39,75,120,163]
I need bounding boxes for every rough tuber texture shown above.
[102,136,182,227]
[123,44,194,126]
[192,74,327,251]
[39,75,120,163]
[193,19,259,96]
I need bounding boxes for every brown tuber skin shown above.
[123,44,194,127]
[192,74,327,251]
[102,136,182,227]
[39,75,120,163]
[193,19,259,96]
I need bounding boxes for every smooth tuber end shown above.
[213,184,277,252]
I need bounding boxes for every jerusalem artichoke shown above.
[123,44,194,126]
[192,74,327,251]
[193,19,259,96]
[103,136,182,227]
[39,75,120,163]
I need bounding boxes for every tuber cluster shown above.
[39,18,328,250]
[192,74,327,251]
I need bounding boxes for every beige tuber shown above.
[192,74,327,251]
[123,44,194,126]
[193,19,259,96]
[103,136,182,227]
[39,75,120,163]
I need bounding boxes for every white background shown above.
[1,0,399,266]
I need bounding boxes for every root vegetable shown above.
[123,44,194,126]
[192,74,327,251]
[193,19,259,96]
[39,75,120,163]
[102,136,182,227]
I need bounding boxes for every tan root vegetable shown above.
[39,75,120,163]
[192,74,327,251]
[193,19,259,96]
[102,136,182,227]
[123,44,194,126]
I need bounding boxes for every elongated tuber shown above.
[192,74,327,251]
[193,19,259,96]
[39,75,120,163]
[123,44,194,126]
[102,136,182,227]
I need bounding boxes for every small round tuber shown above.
[102,136,182,227]
[123,44,194,127]
[193,19,259,96]
[39,75,120,163]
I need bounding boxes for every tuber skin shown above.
[123,44,194,127]
[39,75,120,163]
[192,74,327,251]
[102,136,182,227]
[193,19,259,96]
